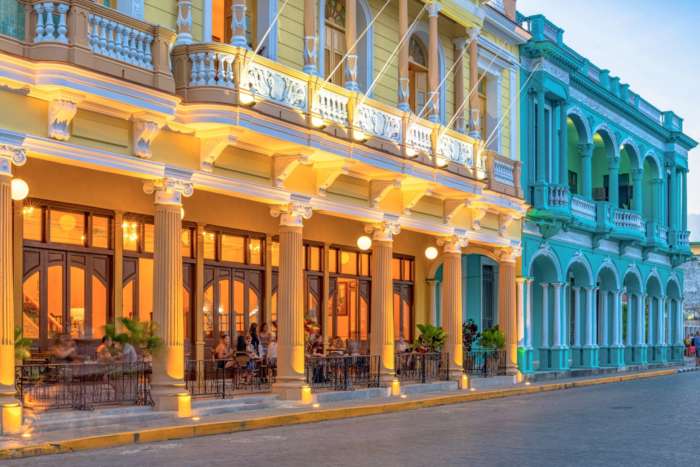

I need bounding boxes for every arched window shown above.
[408,35,428,116]
[324,0,346,86]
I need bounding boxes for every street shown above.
[6,372,698,467]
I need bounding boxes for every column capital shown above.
[467,26,480,40]
[0,143,27,176]
[498,245,522,263]
[271,198,313,228]
[551,282,565,290]
[452,37,469,50]
[438,232,468,254]
[577,142,593,157]
[365,218,401,242]
[143,172,193,206]
[540,282,550,291]
[427,1,442,17]
[516,276,528,284]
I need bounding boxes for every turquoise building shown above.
[516,14,697,374]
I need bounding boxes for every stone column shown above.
[540,282,549,367]
[397,0,410,111]
[551,104,560,186]
[658,296,667,362]
[0,144,26,435]
[600,290,609,365]
[625,294,634,347]
[572,287,581,348]
[303,0,318,75]
[426,278,438,326]
[270,201,312,399]
[439,234,467,380]
[367,221,400,383]
[535,90,546,184]
[427,2,441,123]
[516,277,527,372]
[636,293,648,364]
[144,176,193,411]
[231,0,248,48]
[498,248,519,374]
[668,164,678,234]
[559,103,569,186]
[551,282,566,369]
[467,27,480,138]
[581,286,597,368]
[608,158,620,208]
[452,37,467,133]
[578,143,593,199]
[525,278,534,371]
[610,289,624,366]
[344,0,359,90]
[681,170,688,232]
[175,0,193,45]
[631,168,643,214]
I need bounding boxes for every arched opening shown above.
[591,129,615,202]
[618,144,638,210]
[622,270,642,364]
[643,155,661,226]
[596,265,618,366]
[530,253,560,371]
[408,35,429,117]
[566,114,588,195]
[645,274,663,362]
[565,259,592,368]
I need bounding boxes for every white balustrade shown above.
[612,208,643,231]
[189,51,235,87]
[355,103,401,143]
[571,195,596,221]
[658,225,668,243]
[407,121,433,155]
[312,88,349,126]
[88,14,154,69]
[492,158,514,186]
[548,185,569,207]
[437,134,473,168]
[242,61,307,111]
[33,2,69,44]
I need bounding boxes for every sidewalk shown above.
[0,367,680,460]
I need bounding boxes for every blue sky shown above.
[518,0,700,234]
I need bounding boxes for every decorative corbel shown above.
[132,114,166,159]
[48,97,81,141]
[402,184,433,215]
[272,154,312,188]
[198,129,237,171]
[369,179,401,208]
[443,199,468,224]
[470,204,488,231]
[498,213,515,237]
[314,160,350,195]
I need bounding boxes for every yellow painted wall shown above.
[144,0,204,42]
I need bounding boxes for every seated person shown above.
[119,340,139,363]
[50,334,80,362]
[212,334,231,369]
[395,336,409,354]
[96,336,114,364]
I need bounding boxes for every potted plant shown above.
[105,318,162,360]
[15,327,32,362]
[412,323,446,353]
[478,325,505,375]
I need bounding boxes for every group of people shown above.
[685,332,700,359]
[49,333,139,364]
[211,322,277,369]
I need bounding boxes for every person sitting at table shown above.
[395,336,409,354]
[259,322,271,356]
[50,333,80,362]
[119,340,139,364]
[266,335,277,368]
[245,334,259,359]
[96,336,114,363]
[233,335,250,368]
[329,336,346,355]
[212,333,231,369]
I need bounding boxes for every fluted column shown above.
[270,201,312,399]
[516,277,526,371]
[525,278,533,350]
[632,168,643,213]
[468,27,480,138]
[610,289,624,366]
[427,2,441,122]
[0,145,26,434]
[303,0,318,75]
[559,103,568,185]
[626,294,634,347]
[647,296,655,347]
[540,283,549,349]
[535,90,546,184]
[572,287,581,348]
[682,170,688,232]
[581,286,597,368]
[498,248,519,374]
[452,37,467,133]
[144,176,193,411]
[667,163,678,233]
[578,143,593,198]
[608,158,620,208]
[397,0,409,111]
[551,282,566,369]
[427,278,438,326]
[439,233,468,379]
[367,221,400,383]
[344,0,359,90]
[231,0,248,48]
[175,0,193,45]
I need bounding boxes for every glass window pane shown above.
[391,258,401,280]
[340,251,357,275]
[221,234,245,263]
[123,221,139,251]
[393,289,401,340]
[181,229,192,258]
[70,266,85,338]
[309,246,321,271]
[122,279,134,320]
[144,223,155,253]
[50,210,85,246]
[403,260,412,281]
[48,264,63,339]
[359,253,370,276]
[249,238,263,265]
[204,284,214,338]
[249,285,259,326]
[22,206,42,241]
[329,249,337,273]
[183,266,192,341]
[92,216,110,249]
[22,271,40,339]
[204,231,216,259]
[219,278,230,336]
[91,275,107,338]
[138,258,153,322]
[234,279,244,334]
[271,241,279,268]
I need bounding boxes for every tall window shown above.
[212,0,258,50]
[476,78,488,141]
[328,245,371,347]
[21,201,113,347]
[392,256,414,341]
[408,35,428,117]
[324,0,346,86]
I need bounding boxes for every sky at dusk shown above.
[518,0,700,237]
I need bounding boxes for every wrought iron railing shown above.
[394,352,449,384]
[16,361,152,411]
[463,349,507,377]
[305,355,380,391]
[185,359,274,398]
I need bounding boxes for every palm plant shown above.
[15,327,32,361]
[479,325,505,350]
[412,323,447,352]
[105,318,162,356]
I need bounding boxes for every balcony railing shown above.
[0,0,174,92]
[612,208,644,233]
[171,43,523,197]
[672,230,690,250]
[571,194,596,222]
[547,184,570,208]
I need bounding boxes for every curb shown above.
[0,368,678,460]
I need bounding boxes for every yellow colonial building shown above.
[0,0,528,426]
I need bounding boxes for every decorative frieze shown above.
[355,104,402,143]
[243,62,307,111]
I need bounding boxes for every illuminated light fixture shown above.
[191,416,201,421]
[238,90,256,107]
[436,156,448,168]
[352,129,368,142]
[424,246,438,260]
[22,206,34,216]
[311,115,327,129]
[10,178,29,201]
[469,387,476,392]
[180,207,185,220]
[525,381,531,386]
[301,385,313,404]
[312,403,320,409]
[177,393,192,418]
[21,432,32,439]
[391,378,401,397]
[356,235,372,251]
[399,394,408,399]
[405,146,417,158]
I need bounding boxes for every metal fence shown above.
[185,359,274,398]
[394,352,449,384]
[463,349,507,377]
[16,361,152,411]
[305,355,381,391]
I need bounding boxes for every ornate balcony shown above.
[0,0,175,92]
[570,195,596,224]
[171,42,523,198]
